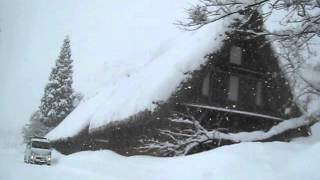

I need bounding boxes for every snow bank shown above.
[2,123,320,180]
[47,1,231,140]
[57,142,320,180]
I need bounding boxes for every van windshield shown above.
[31,141,50,149]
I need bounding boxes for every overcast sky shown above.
[1,1,58,131]
[0,0,106,131]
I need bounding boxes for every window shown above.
[230,46,242,65]
[228,76,239,101]
[256,81,263,106]
[202,73,210,96]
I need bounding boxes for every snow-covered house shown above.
[47,10,309,156]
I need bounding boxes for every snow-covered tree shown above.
[22,110,50,142]
[22,36,80,141]
[40,36,75,127]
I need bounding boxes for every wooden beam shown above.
[182,103,284,121]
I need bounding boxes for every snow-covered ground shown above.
[1,123,320,180]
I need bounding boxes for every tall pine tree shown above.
[40,36,75,127]
[23,36,81,141]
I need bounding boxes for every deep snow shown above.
[1,123,320,180]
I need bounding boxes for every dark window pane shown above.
[228,76,239,101]
[230,46,242,65]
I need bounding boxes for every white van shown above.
[24,137,52,165]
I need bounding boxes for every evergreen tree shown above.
[40,36,75,127]
[22,36,82,141]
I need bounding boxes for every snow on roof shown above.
[46,1,232,140]
[47,1,320,141]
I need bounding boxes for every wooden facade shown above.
[168,30,301,133]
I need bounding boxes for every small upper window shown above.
[228,76,239,101]
[202,73,210,97]
[230,46,242,65]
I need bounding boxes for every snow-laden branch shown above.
[138,113,318,156]
[178,0,320,47]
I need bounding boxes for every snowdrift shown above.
[2,123,320,180]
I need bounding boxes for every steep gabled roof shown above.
[47,2,232,140]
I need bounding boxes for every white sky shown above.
[0,0,102,131]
